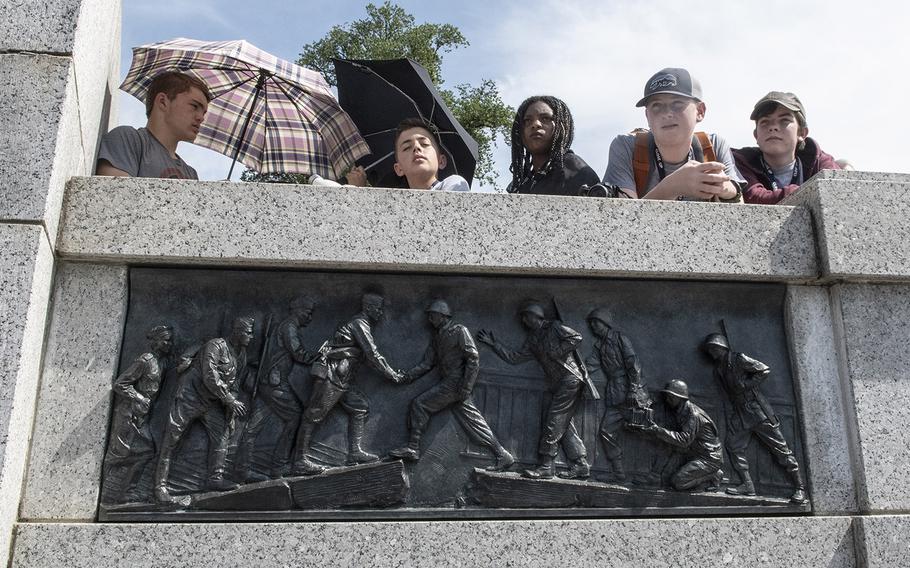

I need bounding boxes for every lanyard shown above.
[760,155,802,190]
[653,144,695,181]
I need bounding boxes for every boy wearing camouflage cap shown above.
[732,91,840,204]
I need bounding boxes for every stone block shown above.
[0,53,85,243]
[0,0,82,52]
[57,177,818,280]
[71,0,121,173]
[785,172,910,281]
[834,283,910,511]
[20,263,128,521]
[785,285,859,513]
[0,223,54,559]
[12,516,856,567]
[855,515,910,568]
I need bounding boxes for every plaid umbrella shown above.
[121,38,370,180]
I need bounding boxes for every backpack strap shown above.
[632,131,651,198]
[694,132,716,163]
[693,132,742,203]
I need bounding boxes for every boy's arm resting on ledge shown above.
[643,161,735,200]
[95,159,131,177]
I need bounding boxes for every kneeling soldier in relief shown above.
[104,325,173,503]
[154,317,253,504]
[389,299,514,470]
[629,379,724,491]
[703,333,807,504]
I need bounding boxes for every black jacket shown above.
[510,150,600,196]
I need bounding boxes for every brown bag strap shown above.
[694,132,742,203]
[632,131,651,198]
[694,132,716,163]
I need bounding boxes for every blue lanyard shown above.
[760,155,802,190]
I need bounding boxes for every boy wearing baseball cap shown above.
[603,67,744,201]
[732,92,840,204]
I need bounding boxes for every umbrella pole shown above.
[227,70,269,180]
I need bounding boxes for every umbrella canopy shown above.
[334,58,479,187]
[121,38,370,179]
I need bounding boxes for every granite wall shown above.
[3,2,910,565]
[0,0,121,561]
[7,173,908,566]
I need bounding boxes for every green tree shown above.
[244,2,513,189]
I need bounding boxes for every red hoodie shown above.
[732,137,840,204]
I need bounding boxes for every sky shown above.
[118,0,910,189]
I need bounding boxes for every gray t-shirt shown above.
[772,160,798,188]
[97,126,198,179]
[429,174,471,192]
[603,132,744,199]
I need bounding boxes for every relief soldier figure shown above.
[585,308,652,481]
[389,299,514,470]
[629,379,724,491]
[154,317,254,504]
[103,325,173,503]
[292,293,402,475]
[703,333,808,503]
[477,303,591,480]
[235,297,317,483]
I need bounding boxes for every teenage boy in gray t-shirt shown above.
[603,68,743,201]
[96,71,210,179]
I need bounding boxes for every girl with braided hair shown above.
[507,95,600,196]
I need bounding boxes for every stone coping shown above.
[784,170,910,281]
[57,176,817,281]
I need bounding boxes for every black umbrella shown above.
[334,58,480,187]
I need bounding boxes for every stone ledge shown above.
[784,171,910,281]
[57,177,818,281]
[12,517,856,567]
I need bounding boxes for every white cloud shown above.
[490,0,910,178]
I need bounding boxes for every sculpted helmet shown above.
[586,308,612,326]
[520,303,546,319]
[362,293,384,309]
[290,295,315,311]
[425,299,453,316]
[661,379,690,400]
[232,316,255,333]
[146,325,173,341]
[703,333,730,351]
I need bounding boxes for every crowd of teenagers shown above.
[96,67,844,205]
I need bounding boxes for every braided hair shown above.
[509,95,576,193]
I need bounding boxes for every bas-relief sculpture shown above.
[99,269,810,520]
